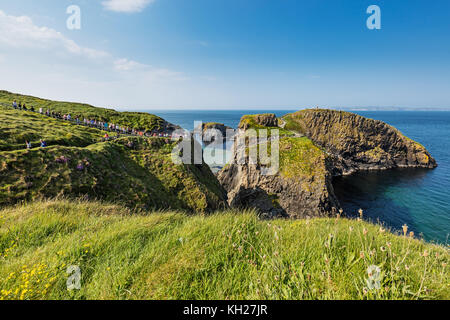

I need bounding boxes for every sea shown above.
[148,109,450,244]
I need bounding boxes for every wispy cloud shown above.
[102,0,156,13]
[0,10,185,81]
[0,10,108,59]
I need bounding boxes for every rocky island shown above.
[218,110,437,218]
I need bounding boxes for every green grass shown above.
[0,137,226,213]
[278,137,327,179]
[0,105,112,151]
[239,114,296,137]
[0,91,168,132]
[0,200,448,300]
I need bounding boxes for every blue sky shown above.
[0,0,449,109]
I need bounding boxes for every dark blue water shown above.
[149,110,450,243]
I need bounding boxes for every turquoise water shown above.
[150,110,450,243]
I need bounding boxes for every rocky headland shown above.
[218,110,437,218]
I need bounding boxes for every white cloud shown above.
[114,58,189,81]
[0,10,184,80]
[114,58,146,71]
[102,0,155,13]
[0,10,109,59]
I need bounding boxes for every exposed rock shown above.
[218,133,340,218]
[238,113,279,130]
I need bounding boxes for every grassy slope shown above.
[0,91,167,132]
[0,200,448,300]
[239,114,295,137]
[0,137,225,213]
[0,105,114,151]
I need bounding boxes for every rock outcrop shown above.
[283,109,437,175]
[218,134,340,218]
[238,113,279,130]
[218,109,437,219]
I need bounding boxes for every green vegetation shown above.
[0,137,226,213]
[279,137,328,180]
[0,105,113,151]
[0,200,448,300]
[0,91,168,132]
[282,112,308,134]
[239,114,295,137]
[0,96,226,213]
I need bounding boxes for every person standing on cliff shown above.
[12,100,17,109]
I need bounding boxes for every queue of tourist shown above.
[9,99,172,149]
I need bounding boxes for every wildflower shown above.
[423,250,429,257]
[386,242,392,248]
[273,251,279,257]
[363,228,368,236]
[358,209,363,218]
[360,251,365,259]
[380,246,386,252]
[379,227,385,233]
[402,224,408,236]
[409,231,414,238]
[405,265,410,271]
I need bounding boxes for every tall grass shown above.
[0,200,448,300]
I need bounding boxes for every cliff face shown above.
[283,109,437,175]
[218,134,340,219]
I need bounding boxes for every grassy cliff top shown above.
[279,137,328,180]
[0,91,167,132]
[0,105,113,151]
[238,113,296,137]
[0,199,448,300]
